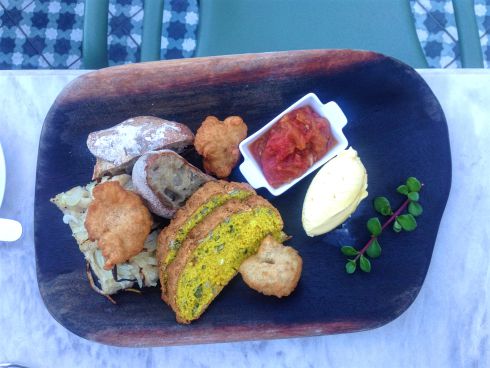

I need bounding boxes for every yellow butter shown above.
[302,148,368,236]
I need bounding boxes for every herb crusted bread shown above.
[157,180,256,300]
[159,192,284,324]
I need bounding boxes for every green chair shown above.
[453,0,484,67]
[82,0,484,69]
[83,0,165,68]
[196,0,427,67]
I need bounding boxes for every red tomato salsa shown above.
[250,105,336,188]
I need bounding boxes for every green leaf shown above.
[397,214,417,231]
[393,220,402,233]
[374,197,392,216]
[408,192,419,202]
[345,260,357,274]
[408,202,423,217]
[406,177,421,192]
[397,185,409,195]
[341,246,359,256]
[359,255,371,273]
[366,238,382,258]
[367,217,382,236]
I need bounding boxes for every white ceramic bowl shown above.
[239,93,348,196]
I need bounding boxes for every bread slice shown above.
[157,180,255,299]
[87,116,194,179]
[92,158,126,180]
[132,150,213,218]
[164,195,284,323]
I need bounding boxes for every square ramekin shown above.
[239,93,348,196]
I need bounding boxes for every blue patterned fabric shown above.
[410,0,461,68]
[474,0,490,68]
[0,0,198,69]
[4,0,488,69]
[0,0,84,69]
[107,0,142,66]
[161,0,198,59]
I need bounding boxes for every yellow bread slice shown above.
[165,195,283,323]
[157,181,255,297]
[302,148,368,236]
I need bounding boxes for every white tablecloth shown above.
[0,69,488,368]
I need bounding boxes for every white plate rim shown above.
[0,141,5,208]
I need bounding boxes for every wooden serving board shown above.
[35,50,451,346]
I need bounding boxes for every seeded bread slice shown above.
[87,116,194,179]
[132,150,214,218]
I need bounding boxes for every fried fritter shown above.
[85,181,152,270]
[239,235,302,298]
[194,116,247,178]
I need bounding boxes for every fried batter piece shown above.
[194,116,247,178]
[239,235,302,298]
[85,181,152,270]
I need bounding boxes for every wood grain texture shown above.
[35,50,451,347]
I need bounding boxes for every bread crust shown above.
[92,157,136,180]
[156,180,255,285]
[132,150,212,218]
[88,116,194,179]
[164,195,281,323]
[145,151,213,208]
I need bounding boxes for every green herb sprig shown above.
[341,177,423,274]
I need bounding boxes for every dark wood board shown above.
[35,50,452,347]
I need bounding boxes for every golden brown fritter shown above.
[194,116,248,178]
[239,235,302,297]
[85,181,152,270]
